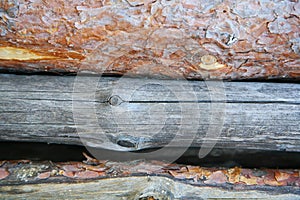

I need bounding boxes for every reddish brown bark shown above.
[0,159,299,187]
[0,0,299,80]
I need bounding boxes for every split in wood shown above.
[0,74,299,152]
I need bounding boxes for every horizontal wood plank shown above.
[1,176,299,200]
[0,74,299,152]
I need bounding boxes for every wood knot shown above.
[201,55,217,65]
[116,135,141,149]
[135,185,174,200]
[198,55,225,71]
[108,95,123,106]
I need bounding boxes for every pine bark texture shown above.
[0,0,299,80]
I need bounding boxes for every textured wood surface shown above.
[0,0,299,80]
[1,176,299,199]
[0,160,299,199]
[0,74,299,152]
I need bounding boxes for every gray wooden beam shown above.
[0,74,299,152]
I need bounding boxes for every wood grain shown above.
[1,176,299,199]
[0,74,299,152]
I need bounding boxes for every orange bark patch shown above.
[0,168,9,180]
[37,171,51,180]
[204,171,228,184]
[74,170,100,179]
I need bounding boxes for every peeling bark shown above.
[0,160,299,199]
[0,0,299,80]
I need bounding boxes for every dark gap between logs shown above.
[0,141,299,169]
[0,69,299,83]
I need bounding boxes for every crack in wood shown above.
[0,74,299,152]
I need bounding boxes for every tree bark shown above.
[0,160,299,199]
[0,74,299,152]
[0,0,299,80]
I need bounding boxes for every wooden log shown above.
[0,160,299,199]
[1,177,300,199]
[0,74,299,153]
[0,0,299,80]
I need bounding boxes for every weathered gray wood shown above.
[0,176,299,200]
[0,74,299,152]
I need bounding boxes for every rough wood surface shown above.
[0,0,299,80]
[0,160,299,199]
[1,176,299,200]
[0,74,299,152]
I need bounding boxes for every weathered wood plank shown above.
[0,74,299,152]
[1,176,299,200]
[0,0,299,80]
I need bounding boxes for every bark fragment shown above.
[0,159,300,190]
